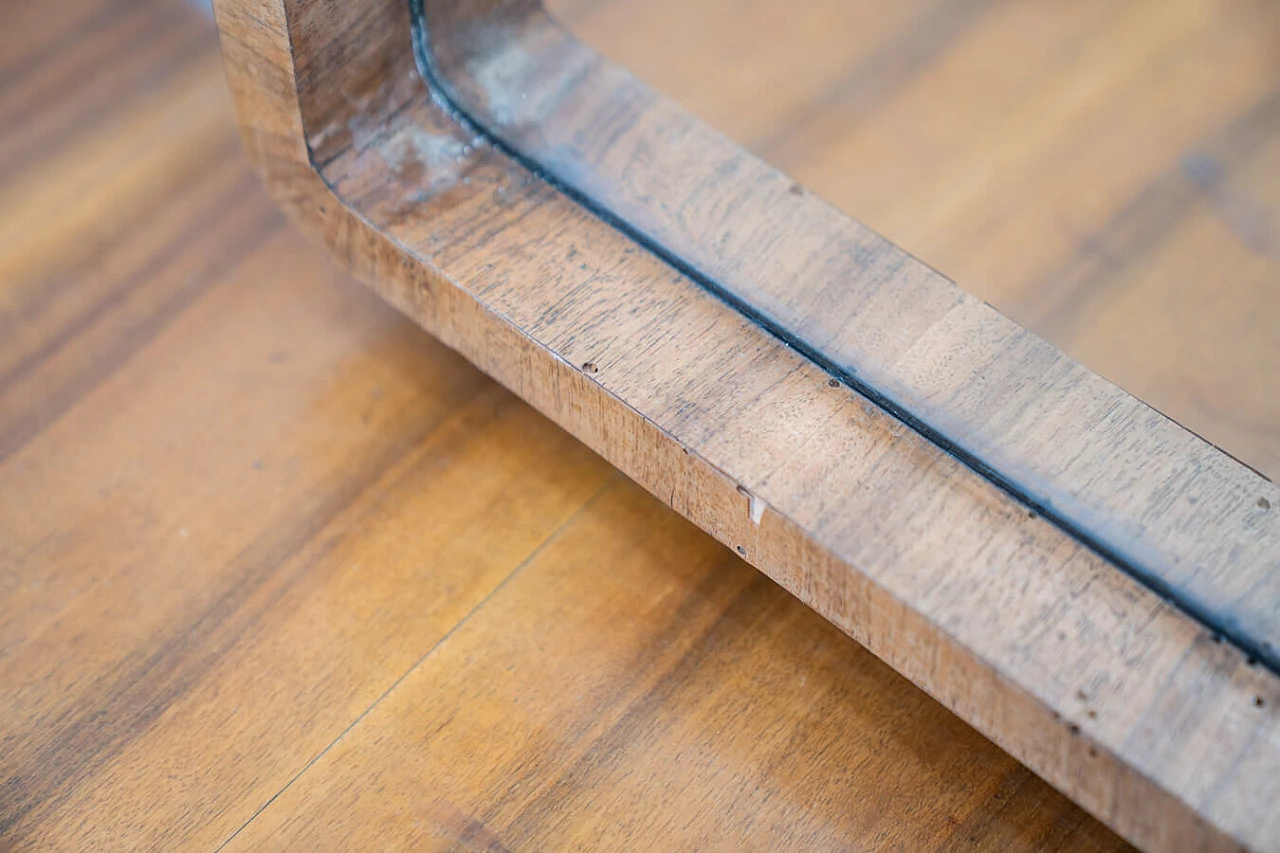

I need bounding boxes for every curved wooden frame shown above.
[211,1,1280,850]
[415,0,1280,672]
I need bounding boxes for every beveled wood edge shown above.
[210,1,1280,851]
[414,0,1280,673]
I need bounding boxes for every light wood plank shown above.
[227,480,1126,852]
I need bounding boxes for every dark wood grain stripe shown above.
[0,195,283,466]
[0,0,164,123]
[0,140,245,396]
[0,0,145,95]
[0,4,213,183]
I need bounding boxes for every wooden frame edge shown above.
[211,1,1280,850]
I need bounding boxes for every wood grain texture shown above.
[559,0,1280,485]
[420,0,1280,670]
[0,1,1128,850]
[209,0,1280,850]
[225,482,1123,852]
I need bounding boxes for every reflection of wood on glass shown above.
[206,0,1279,850]
[1,0,1276,851]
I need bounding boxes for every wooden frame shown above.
[211,1,1280,849]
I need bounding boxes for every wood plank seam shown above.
[210,472,622,850]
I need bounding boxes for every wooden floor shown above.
[0,0,1274,849]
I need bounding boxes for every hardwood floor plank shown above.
[0,0,140,92]
[0,51,238,310]
[224,479,1127,852]
[0,0,210,183]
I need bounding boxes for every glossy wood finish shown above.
[0,1,1126,849]
[211,0,1279,848]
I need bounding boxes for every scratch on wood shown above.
[737,485,766,525]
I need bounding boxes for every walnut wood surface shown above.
[419,0,1280,671]
[2,0,1277,849]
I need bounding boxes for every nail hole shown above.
[1259,497,1271,510]
[827,377,839,388]
[1087,709,1097,719]
[735,545,746,555]
[1088,747,1098,757]
[1075,690,1088,701]
[1068,723,1081,736]
[582,362,598,374]
[1255,696,1265,708]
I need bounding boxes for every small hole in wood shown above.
[827,378,840,388]
[789,182,805,196]
[1068,723,1081,736]
[736,545,746,555]
[582,362,598,374]
[1087,709,1097,719]
[1246,657,1259,667]
[1254,696,1265,708]
[1259,497,1272,510]
[1088,747,1098,758]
